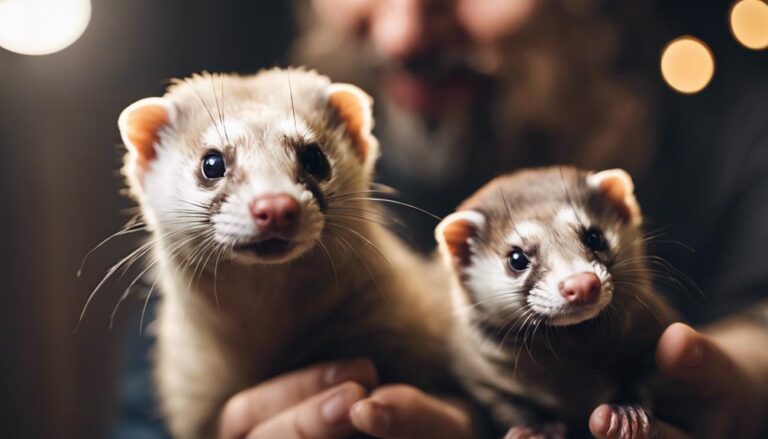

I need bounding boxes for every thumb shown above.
[655,322,738,397]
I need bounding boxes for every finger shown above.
[219,358,376,439]
[244,381,367,439]
[589,404,690,439]
[655,323,738,396]
[349,384,472,439]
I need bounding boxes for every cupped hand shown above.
[350,384,476,439]
[218,357,377,439]
[590,322,768,438]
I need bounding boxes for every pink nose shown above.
[248,194,300,234]
[559,272,601,306]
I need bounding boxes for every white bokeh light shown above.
[0,0,91,56]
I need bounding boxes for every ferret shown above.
[115,68,453,438]
[435,167,678,438]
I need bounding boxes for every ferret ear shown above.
[118,97,175,173]
[587,169,641,225]
[327,83,378,168]
[435,210,486,271]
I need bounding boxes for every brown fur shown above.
[117,68,454,438]
[438,167,678,435]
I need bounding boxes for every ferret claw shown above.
[504,422,567,439]
[604,405,651,439]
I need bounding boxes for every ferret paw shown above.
[590,404,651,439]
[504,422,567,439]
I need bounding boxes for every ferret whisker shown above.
[325,213,401,234]
[613,267,700,301]
[611,254,702,299]
[559,166,587,230]
[644,256,704,298]
[511,309,535,380]
[457,293,526,313]
[520,313,542,369]
[211,243,227,311]
[194,235,222,288]
[110,252,164,329]
[331,233,384,299]
[188,77,226,146]
[326,208,406,230]
[325,221,393,271]
[340,198,442,222]
[629,292,665,326]
[287,72,298,135]
[497,309,527,353]
[139,272,161,336]
[315,238,339,291]
[182,233,218,291]
[77,228,187,329]
[542,320,563,365]
[78,222,148,277]
[498,188,523,239]
[528,318,545,368]
[212,73,231,147]
[173,234,217,324]
[614,228,671,258]
[325,188,398,202]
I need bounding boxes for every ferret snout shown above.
[248,194,300,235]
[558,272,601,306]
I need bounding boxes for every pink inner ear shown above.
[328,90,368,164]
[125,104,169,168]
[598,177,634,223]
[442,220,475,267]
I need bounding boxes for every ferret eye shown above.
[507,248,530,272]
[584,227,608,252]
[201,152,226,179]
[300,143,331,180]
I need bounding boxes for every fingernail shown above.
[682,341,704,367]
[321,387,356,423]
[366,401,392,433]
[324,358,369,386]
[606,406,619,436]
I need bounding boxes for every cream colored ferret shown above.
[116,68,452,438]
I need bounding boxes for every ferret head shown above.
[118,69,378,264]
[436,167,645,327]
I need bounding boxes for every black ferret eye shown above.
[201,152,226,179]
[507,248,530,272]
[584,227,608,252]
[300,143,331,180]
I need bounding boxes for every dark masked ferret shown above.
[117,68,452,438]
[435,167,678,438]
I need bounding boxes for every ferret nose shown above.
[248,194,300,234]
[559,272,601,306]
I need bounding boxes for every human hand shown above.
[590,322,768,438]
[349,384,476,439]
[218,357,377,439]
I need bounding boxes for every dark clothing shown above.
[112,297,171,439]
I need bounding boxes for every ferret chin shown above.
[115,68,453,438]
[435,166,678,438]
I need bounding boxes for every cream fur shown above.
[118,69,453,438]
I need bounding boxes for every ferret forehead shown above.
[505,220,545,244]
[555,206,590,228]
[201,118,249,146]
[201,113,315,147]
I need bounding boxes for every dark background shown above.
[0,2,294,437]
[0,1,764,438]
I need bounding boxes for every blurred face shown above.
[312,0,538,115]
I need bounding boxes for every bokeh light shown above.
[730,0,768,50]
[0,0,91,56]
[660,36,715,94]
